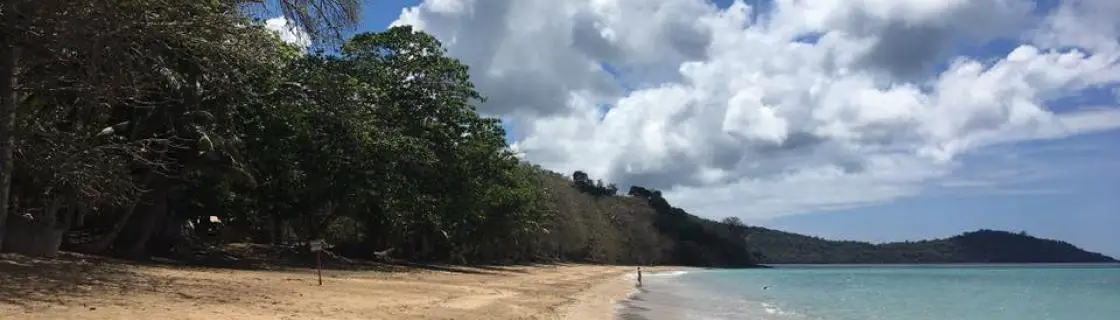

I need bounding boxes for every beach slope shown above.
[1,254,643,320]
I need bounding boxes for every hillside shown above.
[745,228,1118,264]
[532,169,757,268]
[533,170,1116,266]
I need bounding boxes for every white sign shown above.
[310,239,326,252]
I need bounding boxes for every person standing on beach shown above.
[637,266,643,286]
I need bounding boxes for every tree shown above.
[0,0,19,251]
[2,1,300,256]
[211,26,550,263]
[0,0,371,255]
[572,171,590,184]
[334,26,535,261]
[2,0,240,254]
[722,216,745,228]
[243,0,363,42]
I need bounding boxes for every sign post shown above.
[310,239,325,286]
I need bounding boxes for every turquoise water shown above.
[617,265,1120,320]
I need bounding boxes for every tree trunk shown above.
[1,215,65,256]
[362,207,388,256]
[68,204,133,254]
[0,0,22,251]
[1,195,66,257]
[149,208,186,257]
[270,213,282,244]
[68,173,158,254]
[114,179,170,259]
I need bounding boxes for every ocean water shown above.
[617,264,1120,320]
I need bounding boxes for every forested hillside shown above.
[528,170,756,267]
[0,1,756,268]
[745,228,1118,264]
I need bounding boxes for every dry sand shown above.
[0,253,663,320]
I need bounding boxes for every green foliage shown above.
[571,171,618,197]
[561,171,756,267]
[220,26,546,263]
[6,0,728,264]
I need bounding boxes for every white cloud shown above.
[1031,0,1120,52]
[264,16,312,49]
[394,0,1120,220]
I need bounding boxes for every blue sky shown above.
[769,131,1120,254]
[275,0,1120,258]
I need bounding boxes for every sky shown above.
[265,0,1120,258]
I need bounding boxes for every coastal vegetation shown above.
[0,0,1111,268]
[0,0,753,268]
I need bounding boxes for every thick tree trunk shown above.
[0,1,22,251]
[1,195,67,257]
[362,206,389,256]
[114,180,170,259]
[149,208,185,258]
[1,216,65,256]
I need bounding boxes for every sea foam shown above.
[623,269,688,281]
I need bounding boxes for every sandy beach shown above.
[0,253,660,320]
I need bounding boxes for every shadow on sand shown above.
[0,252,155,309]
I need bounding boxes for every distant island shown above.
[744,228,1118,264]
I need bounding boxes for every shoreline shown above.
[613,269,699,320]
[558,271,634,319]
[560,267,690,319]
[557,266,689,317]
[1,253,672,319]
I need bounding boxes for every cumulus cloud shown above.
[393,0,1120,220]
[264,16,312,49]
